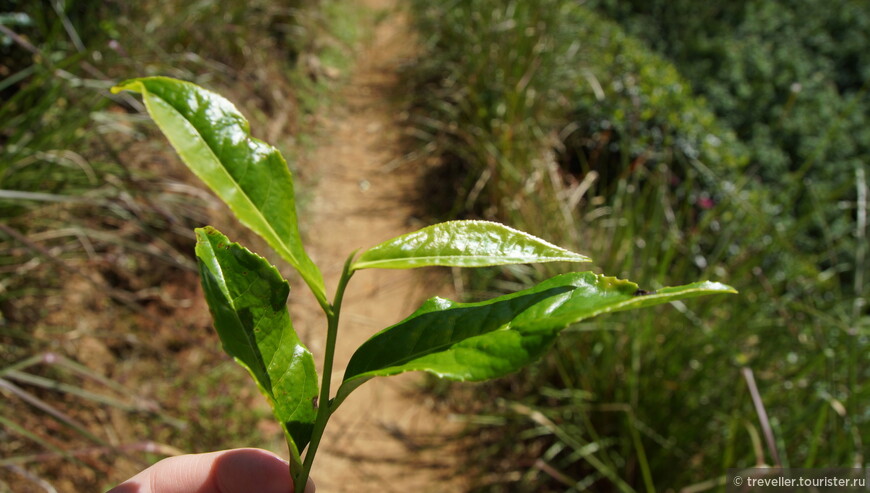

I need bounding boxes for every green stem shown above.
[293,254,355,492]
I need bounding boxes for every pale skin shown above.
[107,448,315,493]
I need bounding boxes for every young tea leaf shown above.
[351,220,590,270]
[195,227,319,467]
[112,77,327,307]
[336,272,735,404]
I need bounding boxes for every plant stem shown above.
[293,254,355,492]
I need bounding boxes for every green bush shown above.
[406,1,747,243]
[589,0,869,294]
[406,1,868,491]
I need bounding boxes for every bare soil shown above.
[290,1,467,490]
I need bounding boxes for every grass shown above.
[0,0,362,490]
[403,1,868,491]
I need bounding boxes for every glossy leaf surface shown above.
[112,77,326,306]
[195,227,318,464]
[337,272,735,403]
[352,220,590,270]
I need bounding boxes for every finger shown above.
[108,448,308,493]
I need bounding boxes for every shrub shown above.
[405,1,868,491]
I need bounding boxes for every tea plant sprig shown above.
[112,76,736,491]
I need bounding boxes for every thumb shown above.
[108,448,313,493]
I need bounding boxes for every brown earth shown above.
[290,1,468,490]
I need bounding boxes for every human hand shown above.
[107,448,314,493]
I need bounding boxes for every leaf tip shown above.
[110,78,143,95]
[702,281,738,294]
[194,226,220,242]
[572,253,593,263]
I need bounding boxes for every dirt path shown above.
[291,2,467,491]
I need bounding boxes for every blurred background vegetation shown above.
[403,0,867,491]
[1,0,867,491]
[0,0,358,490]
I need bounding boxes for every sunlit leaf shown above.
[195,227,318,467]
[352,220,590,270]
[112,77,326,306]
[336,272,735,404]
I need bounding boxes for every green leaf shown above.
[195,227,319,467]
[352,220,590,270]
[112,77,326,307]
[336,272,735,404]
